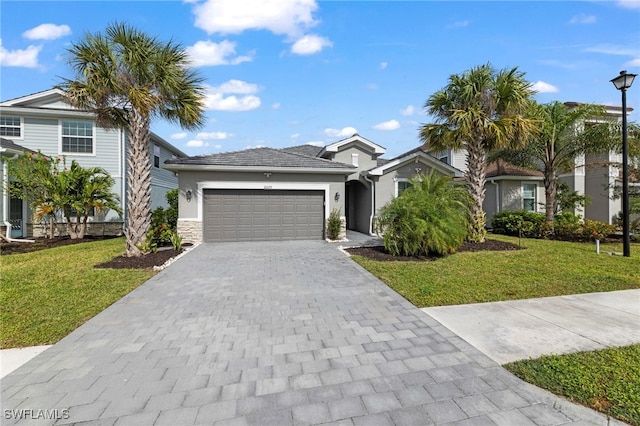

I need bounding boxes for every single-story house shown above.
[0,88,187,238]
[164,134,463,243]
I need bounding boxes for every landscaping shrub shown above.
[327,208,343,240]
[553,212,582,237]
[376,172,470,257]
[491,210,547,238]
[581,219,617,241]
[146,189,180,247]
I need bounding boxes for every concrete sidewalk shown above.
[422,289,640,364]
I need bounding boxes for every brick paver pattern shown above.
[0,241,618,425]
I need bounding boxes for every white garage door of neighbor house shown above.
[203,189,325,242]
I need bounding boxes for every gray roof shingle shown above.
[165,147,355,169]
[280,144,324,157]
[0,137,31,153]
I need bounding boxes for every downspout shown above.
[489,179,499,226]
[363,174,375,235]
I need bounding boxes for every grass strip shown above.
[351,234,640,307]
[504,345,640,426]
[1,237,154,348]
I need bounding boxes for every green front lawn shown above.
[505,345,640,426]
[0,237,154,348]
[351,234,640,307]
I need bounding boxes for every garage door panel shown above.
[203,189,324,242]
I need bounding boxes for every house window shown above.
[523,184,536,211]
[351,153,359,167]
[154,144,161,168]
[397,180,413,196]
[438,155,449,165]
[0,116,22,138]
[61,120,94,154]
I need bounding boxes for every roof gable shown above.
[485,160,543,178]
[0,88,70,109]
[0,138,31,154]
[321,134,386,156]
[369,149,463,177]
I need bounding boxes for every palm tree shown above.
[490,101,615,223]
[59,22,205,256]
[419,64,538,242]
[61,161,123,239]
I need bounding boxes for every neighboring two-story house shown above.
[436,103,630,225]
[0,88,186,238]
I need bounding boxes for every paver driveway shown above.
[1,241,618,425]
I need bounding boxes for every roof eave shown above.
[162,164,356,174]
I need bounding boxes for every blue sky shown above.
[1,0,639,158]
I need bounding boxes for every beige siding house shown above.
[164,134,463,244]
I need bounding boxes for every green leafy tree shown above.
[5,151,60,238]
[376,171,471,256]
[490,101,616,223]
[59,22,205,256]
[420,64,539,242]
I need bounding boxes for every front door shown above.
[9,195,24,238]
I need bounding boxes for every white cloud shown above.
[400,105,416,116]
[196,131,231,140]
[584,44,638,56]
[446,20,469,29]
[373,119,400,131]
[290,133,300,139]
[569,14,596,24]
[186,40,253,67]
[171,132,188,139]
[214,79,259,94]
[272,102,281,109]
[305,141,324,147]
[193,0,319,37]
[204,93,261,111]
[380,62,388,70]
[23,23,71,40]
[244,144,266,149]
[186,139,209,148]
[0,39,41,68]
[617,0,640,9]
[625,58,640,67]
[203,80,262,111]
[531,81,559,93]
[365,83,379,90]
[291,34,332,55]
[325,127,357,138]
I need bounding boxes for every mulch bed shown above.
[1,235,187,270]
[94,248,184,270]
[345,238,522,262]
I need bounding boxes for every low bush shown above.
[492,210,617,241]
[327,208,343,240]
[377,172,470,257]
[491,210,548,238]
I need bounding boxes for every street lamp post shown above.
[611,70,637,257]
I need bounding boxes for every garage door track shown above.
[0,241,619,425]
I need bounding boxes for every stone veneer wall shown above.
[177,220,203,244]
[26,222,124,238]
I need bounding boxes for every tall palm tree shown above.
[59,22,205,256]
[420,64,538,242]
[490,101,615,223]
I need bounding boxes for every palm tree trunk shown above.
[466,138,487,243]
[544,170,557,224]
[125,109,152,257]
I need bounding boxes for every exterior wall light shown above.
[186,190,192,202]
[334,192,340,202]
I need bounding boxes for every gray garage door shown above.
[203,189,325,242]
